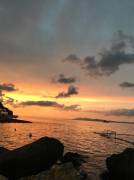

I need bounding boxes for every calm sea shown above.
[0,119,134,179]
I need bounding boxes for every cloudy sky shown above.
[1,0,134,120]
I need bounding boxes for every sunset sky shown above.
[0,0,134,121]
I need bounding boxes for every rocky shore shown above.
[0,137,134,180]
[0,102,31,124]
[0,137,88,180]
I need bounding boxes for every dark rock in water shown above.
[101,148,134,180]
[0,137,64,180]
[0,147,10,156]
[62,152,86,169]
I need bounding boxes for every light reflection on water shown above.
[0,119,133,179]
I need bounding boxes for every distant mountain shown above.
[73,117,134,124]
[73,117,110,123]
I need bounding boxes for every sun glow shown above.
[6,91,134,107]
[2,89,134,121]
[6,93,42,102]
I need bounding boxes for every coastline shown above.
[73,117,134,124]
[0,119,32,123]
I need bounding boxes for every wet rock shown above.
[21,162,81,180]
[0,137,64,180]
[101,148,134,180]
[62,152,86,169]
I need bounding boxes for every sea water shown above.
[0,119,133,179]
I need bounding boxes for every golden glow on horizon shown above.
[6,91,134,106]
[6,93,42,102]
[4,90,134,120]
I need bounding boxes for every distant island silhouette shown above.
[73,117,134,124]
[0,102,31,123]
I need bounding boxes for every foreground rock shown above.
[0,137,64,180]
[0,147,10,156]
[20,153,89,180]
[0,175,8,180]
[21,162,82,180]
[62,152,87,169]
[101,148,134,180]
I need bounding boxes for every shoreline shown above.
[0,119,32,123]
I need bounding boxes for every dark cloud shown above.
[52,74,76,84]
[20,101,64,108]
[19,100,81,112]
[83,31,134,76]
[62,54,81,64]
[88,108,134,117]
[63,104,81,111]
[97,52,134,76]
[64,31,134,77]
[105,109,134,116]
[56,85,78,98]
[120,82,134,88]
[0,83,17,92]
[82,56,101,76]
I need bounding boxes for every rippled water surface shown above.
[0,119,134,179]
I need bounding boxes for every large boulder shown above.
[0,137,64,180]
[0,147,10,156]
[62,152,86,169]
[0,175,8,180]
[101,148,134,180]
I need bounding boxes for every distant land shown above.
[0,119,32,123]
[0,102,32,123]
[73,117,134,124]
